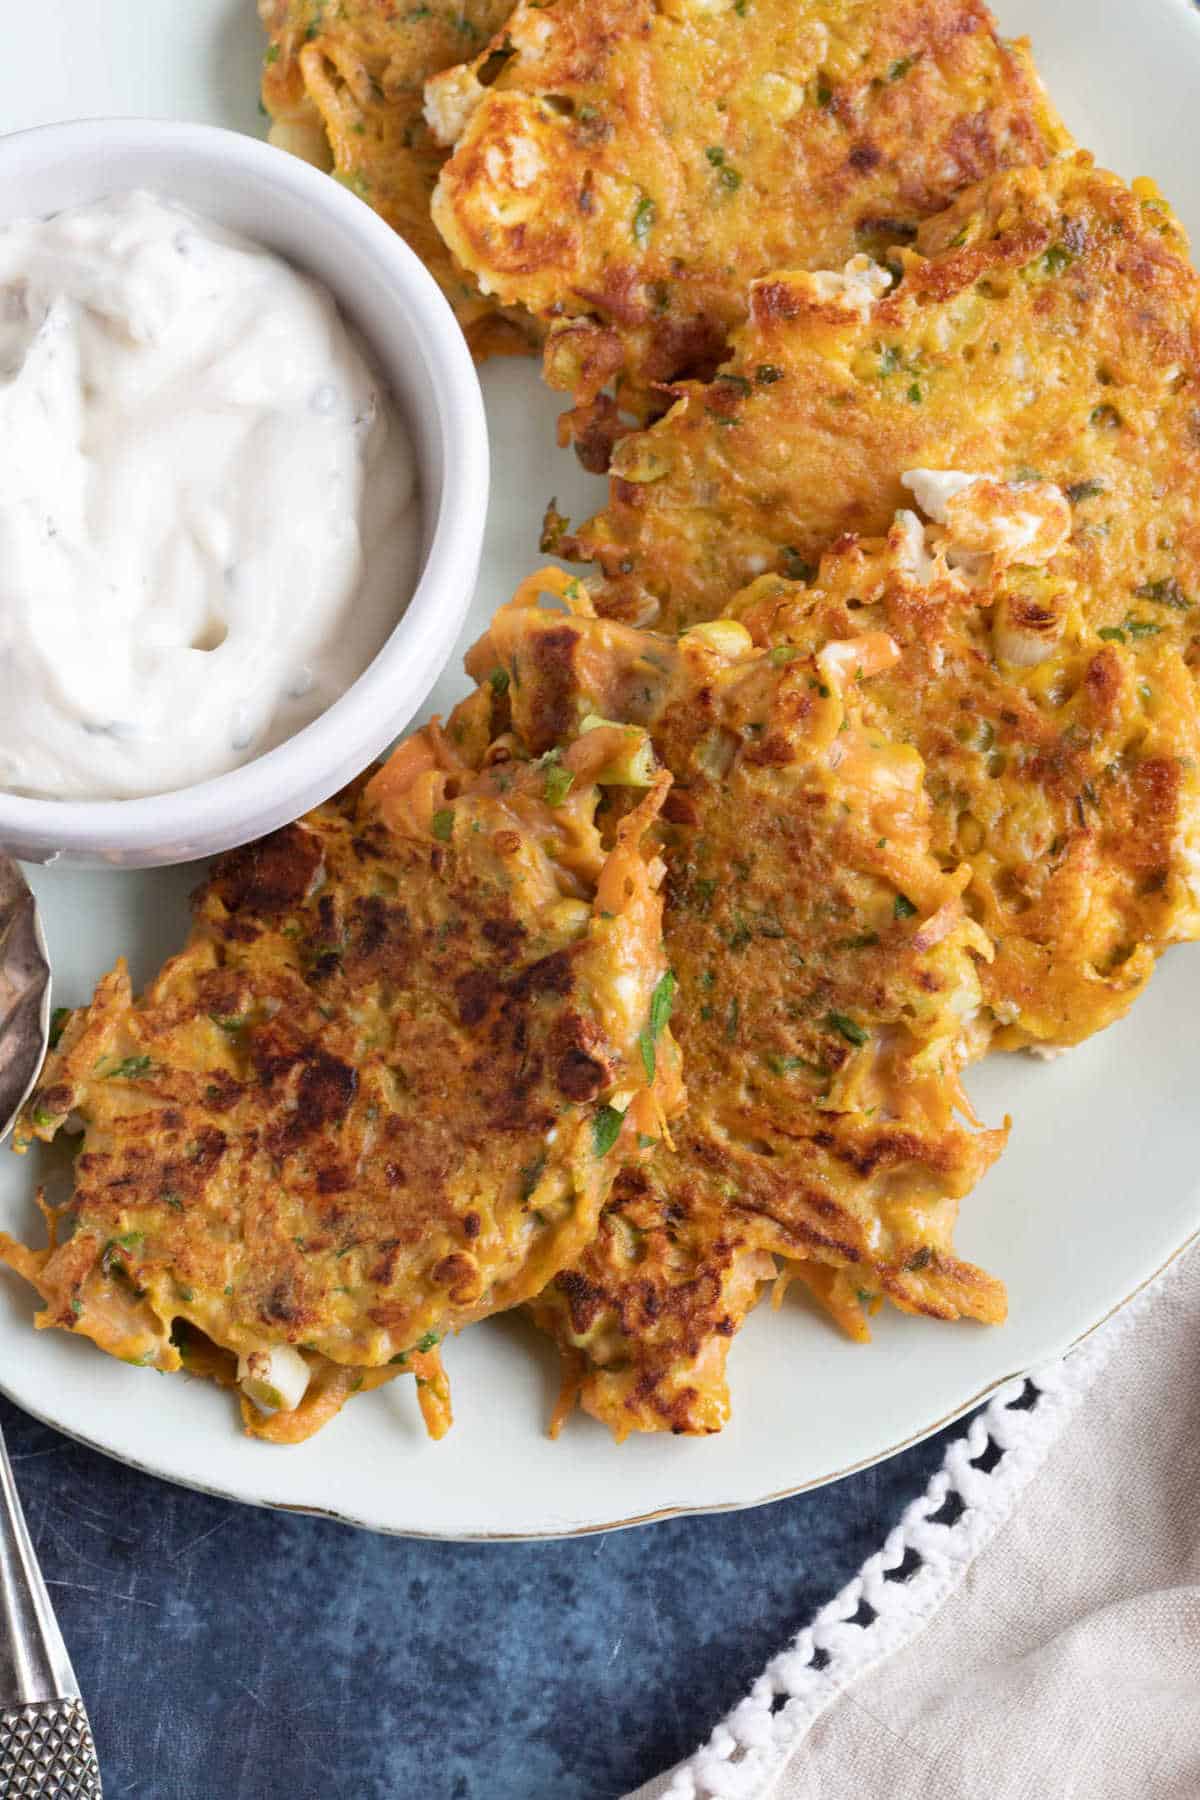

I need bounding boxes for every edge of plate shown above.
[3,1218,1192,1541]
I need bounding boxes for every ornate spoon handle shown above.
[0,1423,102,1795]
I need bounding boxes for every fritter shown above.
[731,498,1200,1050]
[258,0,538,353]
[425,0,1065,458]
[1,721,682,1443]
[464,571,1006,1436]
[565,155,1200,636]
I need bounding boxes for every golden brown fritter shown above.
[565,155,1200,635]
[1,721,682,1442]
[731,506,1200,1049]
[464,572,1006,1436]
[259,0,539,353]
[425,0,1065,455]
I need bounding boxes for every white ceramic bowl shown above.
[0,118,488,868]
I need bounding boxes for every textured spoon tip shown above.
[0,860,50,1144]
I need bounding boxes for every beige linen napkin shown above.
[629,1241,1200,1800]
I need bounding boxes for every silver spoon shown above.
[0,857,102,1795]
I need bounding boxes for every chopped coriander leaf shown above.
[637,1133,658,1149]
[632,196,656,245]
[893,893,918,919]
[416,1330,441,1353]
[430,807,455,841]
[210,1013,246,1033]
[489,667,510,696]
[1134,577,1190,610]
[1125,618,1162,639]
[815,76,832,106]
[31,1107,55,1128]
[719,166,742,192]
[389,1351,409,1365]
[592,1105,624,1157]
[887,57,911,80]
[70,1298,83,1316]
[1064,478,1105,504]
[648,969,676,1039]
[49,1006,72,1049]
[704,145,725,166]
[767,1054,807,1075]
[878,345,902,376]
[907,381,922,404]
[543,762,574,806]
[264,42,281,62]
[826,1011,869,1046]
[770,644,802,664]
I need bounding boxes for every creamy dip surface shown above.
[0,190,420,800]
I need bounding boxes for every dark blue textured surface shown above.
[0,1393,969,1800]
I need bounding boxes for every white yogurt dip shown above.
[0,190,420,800]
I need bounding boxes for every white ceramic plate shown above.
[1,0,1198,1539]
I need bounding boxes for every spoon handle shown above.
[0,1424,102,1795]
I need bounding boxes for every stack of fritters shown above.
[3,2,1198,1447]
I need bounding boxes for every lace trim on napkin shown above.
[658,1287,1151,1800]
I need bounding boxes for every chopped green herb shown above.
[70,1297,83,1316]
[893,893,918,919]
[489,667,510,696]
[389,1351,409,1365]
[725,996,740,1041]
[416,1330,441,1353]
[1040,243,1075,276]
[107,1055,152,1080]
[639,1029,656,1084]
[632,196,656,246]
[264,42,280,62]
[592,1105,624,1157]
[878,345,902,377]
[637,1134,658,1150]
[162,1192,183,1212]
[31,1107,55,1128]
[905,1245,933,1271]
[887,57,912,80]
[519,1152,546,1202]
[1125,617,1162,639]
[816,76,832,107]
[705,145,725,166]
[49,1006,71,1049]
[1134,577,1190,610]
[767,1055,807,1075]
[649,969,676,1040]
[907,381,922,404]
[770,644,802,665]
[210,1014,246,1034]
[718,165,742,192]
[947,226,968,248]
[543,762,574,806]
[781,547,816,582]
[826,1011,869,1046]
[1065,478,1105,504]
[176,1284,194,1303]
[430,808,455,841]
